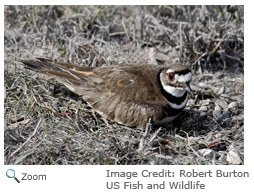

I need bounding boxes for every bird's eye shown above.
[168,72,175,81]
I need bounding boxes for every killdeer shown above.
[19,58,194,129]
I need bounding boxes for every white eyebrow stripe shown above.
[166,69,173,73]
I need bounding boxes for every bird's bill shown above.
[182,83,194,98]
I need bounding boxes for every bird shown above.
[18,58,194,129]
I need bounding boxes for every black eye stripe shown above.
[174,69,191,76]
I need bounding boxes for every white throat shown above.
[162,84,186,97]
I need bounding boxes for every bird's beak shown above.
[182,83,194,98]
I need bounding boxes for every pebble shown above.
[228,101,239,112]
[218,86,231,94]
[231,115,244,123]
[218,86,225,94]
[207,109,213,116]
[200,112,207,117]
[227,143,242,165]
[187,99,196,106]
[213,105,222,119]
[206,132,213,142]
[198,105,207,112]
[199,148,216,158]
[215,99,228,110]
[221,109,230,117]
[214,105,222,111]
[189,84,202,91]
[199,99,211,106]
[198,83,215,89]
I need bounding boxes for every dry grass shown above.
[4,5,244,165]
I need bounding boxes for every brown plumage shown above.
[19,58,194,129]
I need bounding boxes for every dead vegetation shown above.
[4,5,244,165]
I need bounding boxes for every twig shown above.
[122,19,130,42]
[179,22,183,58]
[10,118,42,157]
[148,127,162,145]
[137,118,151,151]
[212,34,227,55]
[223,54,244,66]
[181,130,203,159]
[109,138,126,154]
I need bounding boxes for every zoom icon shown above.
[6,169,20,183]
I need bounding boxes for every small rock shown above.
[215,99,228,110]
[224,86,231,93]
[199,149,216,158]
[198,105,208,112]
[215,105,222,111]
[231,115,244,123]
[200,112,207,117]
[227,150,242,165]
[199,99,211,106]
[207,109,213,116]
[213,105,222,119]
[218,86,231,94]
[206,132,213,142]
[226,143,242,165]
[218,86,225,94]
[213,111,222,120]
[231,116,238,122]
[187,99,196,106]
[198,83,215,89]
[189,84,202,92]
[222,109,230,118]
[228,102,239,112]
[230,95,241,102]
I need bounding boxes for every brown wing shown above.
[84,64,169,128]
[20,58,168,128]
[92,64,165,102]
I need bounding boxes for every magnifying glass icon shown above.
[6,169,20,183]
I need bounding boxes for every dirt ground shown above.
[4,5,244,165]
